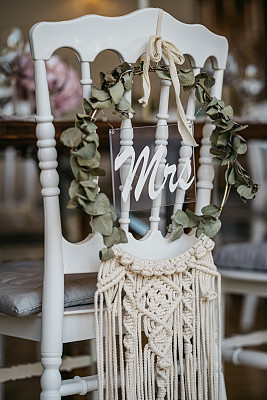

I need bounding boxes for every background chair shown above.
[215,139,267,371]
[0,8,228,399]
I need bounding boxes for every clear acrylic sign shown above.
[109,124,196,212]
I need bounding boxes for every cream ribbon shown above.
[139,9,198,147]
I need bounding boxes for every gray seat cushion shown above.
[0,261,97,317]
[214,241,267,272]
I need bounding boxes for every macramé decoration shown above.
[95,236,221,399]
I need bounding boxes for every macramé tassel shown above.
[95,235,222,400]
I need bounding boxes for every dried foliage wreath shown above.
[60,62,259,260]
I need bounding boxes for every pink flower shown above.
[17,53,82,116]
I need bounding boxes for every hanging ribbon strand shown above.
[139,9,198,147]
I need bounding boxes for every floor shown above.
[224,295,267,400]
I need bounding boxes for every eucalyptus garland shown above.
[60,61,259,260]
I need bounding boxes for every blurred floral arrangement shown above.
[0,28,82,117]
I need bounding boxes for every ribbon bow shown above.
[139,10,198,147]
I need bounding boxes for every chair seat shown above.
[214,241,267,272]
[0,261,97,317]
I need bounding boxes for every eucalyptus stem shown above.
[60,61,259,259]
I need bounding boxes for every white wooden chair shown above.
[0,8,228,399]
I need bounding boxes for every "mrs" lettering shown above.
[115,145,194,202]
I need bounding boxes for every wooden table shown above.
[1,118,267,148]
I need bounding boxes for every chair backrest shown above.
[30,8,228,274]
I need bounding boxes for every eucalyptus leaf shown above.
[85,192,111,216]
[195,72,208,81]
[76,117,97,135]
[196,221,205,238]
[227,149,238,163]
[118,227,128,243]
[104,72,117,85]
[226,167,235,185]
[76,113,87,119]
[210,129,220,144]
[72,142,96,160]
[217,132,230,146]
[77,197,91,214]
[156,69,171,80]
[210,148,226,157]
[91,212,113,236]
[77,150,101,168]
[60,128,82,148]
[103,227,121,247]
[212,120,228,129]
[234,124,248,132]
[174,209,189,227]
[91,86,110,101]
[70,155,80,181]
[236,142,247,155]
[69,179,80,199]
[185,209,201,228]
[67,198,78,209]
[110,205,118,222]
[116,62,131,74]
[88,98,112,110]
[83,98,93,114]
[221,105,234,118]
[123,72,134,90]
[217,100,225,108]
[84,186,98,201]
[195,85,205,104]
[208,97,218,107]
[99,71,105,88]
[85,121,98,134]
[220,120,235,132]
[232,135,241,148]
[212,157,222,165]
[85,131,99,147]
[109,81,124,104]
[116,96,134,112]
[202,214,216,222]
[100,247,114,261]
[89,167,106,177]
[201,204,221,218]
[204,219,221,238]
[170,225,184,242]
[204,76,215,89]
[237,185,255,200]
[80,179,98,189]
[206,107,218,116]
[79,168,89,181]
[167,224,172,234]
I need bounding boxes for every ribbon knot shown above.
[139,9,198,148]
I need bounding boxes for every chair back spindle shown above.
[119,90,134,232]
[149,78,171,232]
[80,62,92,100]
[172,67,200,230]
[195,68,224,215]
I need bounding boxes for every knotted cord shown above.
[95,235,222,400]
[139,9,198,147]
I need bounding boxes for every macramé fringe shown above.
[95,235,222,400]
